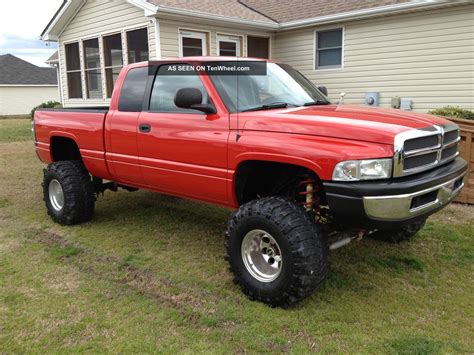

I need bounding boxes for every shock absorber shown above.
[298,176,320,212]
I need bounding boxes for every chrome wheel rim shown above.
[48,179,64,212]
[241,229,282,282]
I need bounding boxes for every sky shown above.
[0,0,64,67]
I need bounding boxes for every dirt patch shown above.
[28,228,215,324]
[285,329,320,352]
[430,203,474,225]
[122,267,209,318]
[46,270,81,294]
[35,229,72,248]
[0,235,23,254]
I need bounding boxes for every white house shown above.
[40,0,474,112]
[0,54,59,117]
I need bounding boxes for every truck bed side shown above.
[34,107,112,180]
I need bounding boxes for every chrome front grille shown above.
[393,123,460,177]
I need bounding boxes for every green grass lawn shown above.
[1,119,473,353]
[0,118,32,143]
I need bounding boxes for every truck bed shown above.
[34,107,111,180]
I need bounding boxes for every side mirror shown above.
[317,86,328,96]
[174,87,216,114]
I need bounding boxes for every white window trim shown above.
[216,34,242,57]
[102,32,123,98]
[63,41,83,100]
[178,29,208,57]
[61,24,149,101]
[125,26,150,64]
[82,37,103,99]
[313,26,344,71]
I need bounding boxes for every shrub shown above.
[428,106,474,120]
[31,101,62,118]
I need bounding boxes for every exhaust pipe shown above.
[329,237,353,250]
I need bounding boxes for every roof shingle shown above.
[147,0,275,23]
[147,0,414,24]
[239,0,412,23]
[0,54,58,86]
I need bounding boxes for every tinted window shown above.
[118,67,149,112]
[149,64,208,113]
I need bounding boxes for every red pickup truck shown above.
[34,57,467,307]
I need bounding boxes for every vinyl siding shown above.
[158,17,273,59]
[273,5,474,112]
[58,0,156,107]
[0,86,59,116]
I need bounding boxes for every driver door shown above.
[137,64,229,204]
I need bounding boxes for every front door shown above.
[137,64,229,204]
[106,66,149,186]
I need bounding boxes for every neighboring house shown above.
[41,0,474,112]
[0,54,59,117]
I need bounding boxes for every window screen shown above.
[182,37,203,56]
[65,42,82,98]
[103,33,123,98]
[127,28,149,64]
[316,29,343,69]
[219,41,237,56]
[83,38,103,98]
[247,36,269,59]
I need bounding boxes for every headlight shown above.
[332,159,392,181]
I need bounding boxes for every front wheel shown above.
[43,161,95,225]
[368,218,427,243]
[225,197,328,307]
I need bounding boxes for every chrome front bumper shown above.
[363,172,466,221]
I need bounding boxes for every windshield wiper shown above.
[242,102,297,112]
[303,100,330,106]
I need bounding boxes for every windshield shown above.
[209,62,330,113]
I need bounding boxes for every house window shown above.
[83,38,103,98]
[103,33,123,98]
[315,28,343,69]
[179,30,207,57]
[65,42,82,99]
[247,36,269,59]
[127,28,149,64]
[217,35,241,56]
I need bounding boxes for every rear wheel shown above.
[225,197,328,307]
[368,218,427,243]
[43,161,95,225]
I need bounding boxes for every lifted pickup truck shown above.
[34,57,467,307]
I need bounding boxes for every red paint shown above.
[34,57,454,208]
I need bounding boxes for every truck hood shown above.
[241,105,451,145]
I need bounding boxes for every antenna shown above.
[236,60,241,142]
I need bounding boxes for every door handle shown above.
[139,123,151,133]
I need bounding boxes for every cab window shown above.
[149,64,209,113]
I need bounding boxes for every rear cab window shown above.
[118,67,149,112]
